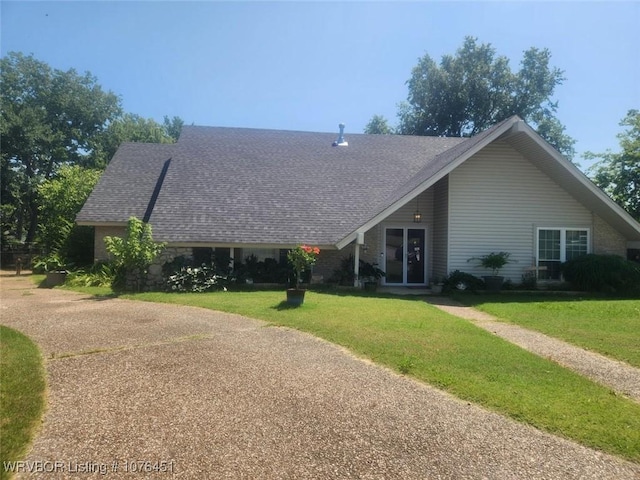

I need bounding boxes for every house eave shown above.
[76,221,128,227]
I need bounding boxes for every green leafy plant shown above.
[442,270,485,293]
[104,217,165,291]
[359,260,386,282]
[468,251,512,276]
[287,245,320,289]
[32,252,67,273]
[561,254,640,294]
[166,265,232,293]
[65,262,119,288]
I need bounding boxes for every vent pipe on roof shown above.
[332,123,348,147]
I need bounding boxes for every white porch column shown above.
[354,243,360,287]
[354,232,365,287]
[229,248,235,269]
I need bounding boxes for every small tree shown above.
[287,245,320,289]
[104,217,165,291]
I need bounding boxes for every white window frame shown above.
[536,227,590,280]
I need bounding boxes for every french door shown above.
[383,227,427,285]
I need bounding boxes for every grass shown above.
[452,293,640,368]
[0,326,46,480]
[119,289,640,463]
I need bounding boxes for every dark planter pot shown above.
[45,271,68,288]
[483,275,504,292]
[286,288,306,306]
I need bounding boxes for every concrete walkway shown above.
[426,297,640,403]
[1,274,639,479]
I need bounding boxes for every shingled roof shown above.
[153,126,469,246]
[78,116,640,248]
[76,143,176,225]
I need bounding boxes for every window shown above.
[537,228,589,280]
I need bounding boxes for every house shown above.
[77,116,640,288]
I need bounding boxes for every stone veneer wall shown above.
[593,214,627,257]
[132,246,194,291]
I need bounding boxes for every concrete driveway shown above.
[1,273,638,479]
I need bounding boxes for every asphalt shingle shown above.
[76,143,176,224]
[146,126,466,245]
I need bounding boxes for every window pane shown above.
[565,230,588,261]
[538,229,560,261]
[538,229,561,280]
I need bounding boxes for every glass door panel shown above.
[407,229,425,284]
[384,227,427,285]
[385,228,404,284]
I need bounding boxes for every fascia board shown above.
[513,121,640,237]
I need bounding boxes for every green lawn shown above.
[0,326,46,480]
[122,289,640,463]
[453,293,640,368]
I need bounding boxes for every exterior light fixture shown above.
[413,197,422,223]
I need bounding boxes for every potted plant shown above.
[468,251,512,292]
[359,260,385,291]
[286,245,320,305]
[34,252,69,288]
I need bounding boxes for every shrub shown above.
[166,265,233,293]
[442,270,485,293]
[329,255,356,286]
[66,262,119,288]
[561,254,640,294]
[104,217,165,291]
[236,255,290,284]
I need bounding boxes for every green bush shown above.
[166,265,233,293]
[561,254,640,294]
[65,262,119,288]
[442,270,485,293]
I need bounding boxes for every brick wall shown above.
[593,214,627,257]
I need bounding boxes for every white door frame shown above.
[382,225,428,286]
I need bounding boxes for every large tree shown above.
[368,37,575,158]
[587,110,640,221]
[1,52,185,248]
[37,165,102,252]
[364,114,394,135]
[89,113,181,168]
[1,52,121,244]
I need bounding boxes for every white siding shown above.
[432,177,449,281]
[448,141,592,282]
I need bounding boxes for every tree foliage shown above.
[89,113,179,168]
[0,52,121,244]
[0,51,185,249]
[369,37,575,158]
[105,217,165,273]
[587,110,640,221]
[364,115,394,134]
[37,165,102,253]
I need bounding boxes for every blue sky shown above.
[2,1,639,171]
